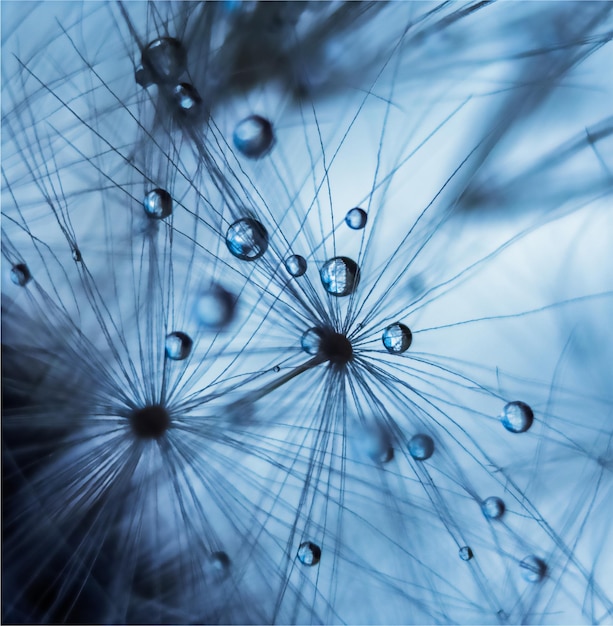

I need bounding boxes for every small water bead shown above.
[301,328,322,355]
[345,207,367,230]
[226,218,269,261]
[165,332,193,361]
[408,434,434,461]
[10,263,31,286]
[297,541,321,566]
[482,496,505,520]
[284,254,307,277]
[459,546,473,561]
[144,189,172,219]
[360,427,394,464]
[273,365,281,373]
[205,551,231,582]
[382,323,412,354]
[519,555,547,582]
[500,401,534,433]
[233,115,274,159]
[320,256,360,297]
[72,248,82,263]
[142,37,187,84]
[195,285,236,330]
[135,65,153,88]
[172,83,202,115]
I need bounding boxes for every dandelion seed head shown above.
[129,404,171,440]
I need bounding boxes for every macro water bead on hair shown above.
[195,285,236,330]
[165,332,193,361]
[172,83,202,115]
[482,496,505,520]
[382,322,412,353]
[408,434,434,460]
[141,37,187,84]
[297,541,321,566]
[10,263,31,286]
[284,254,307,277]
[345,207,367,230]
[519,555,547,582]
[320,257,360,297]
[459,546,474,561]
[226,218,269,261]
[143,189,172,219]
[233,115,274,159]
[500,401,534,433]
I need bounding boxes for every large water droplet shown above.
[320,256,360,297]
[142,37,187,84]
[10,263,31,286]
[519,555,547,582]
[226,218,269,261]
[297,541,321,566]
[165,332,193,361]
[459,546,473,561]
[482,496,505,520]
[233,115,274,159]
[284,254,307,277]
[129,404,171,439]
[301,327,322,355]
[500,401,534,433]
[195,285,236,330]
[408,434,434,460]
[172,83,202,115]
[143,189,172,219]
[345,207,367,230]
[382,323,412,354]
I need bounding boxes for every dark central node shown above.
[129,404,171,439]
[318,329,353,366]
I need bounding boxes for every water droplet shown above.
[284,254,307,277]
[459,546,473,561]
[172,83,202,115]
[482,496,505,520]
[205,551,231,582]
[320,256,360,297]
[408,434,434,460]
[382,322,412,354]
[129,404,171,439]
[143,189,172,219]
[500,401,534,433]
[233,115,274,159]
[297,541,321,566]
[359,426,394,464]
[135,65,153,88]
[165,331,193,360]
[519,555,547,582]
[226,218,269,261]
[142,37,187,84]
[301,328,322,355]
[195,285,236,330]
[72,248,82,263]
[273,365,281,373]
[345,207,367,230]
[10,263,31,286]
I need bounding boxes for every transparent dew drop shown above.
[500,400,534,433]
[320,256,360,297]
[297,541,321,566]
[273,365,281,373]
[165,331,193,361]
[284,254,307,277]
[408,434,434,460]
[204,551,231,582]
[301,328,322,355]
[143,189,172,220]
[141,37,187,84]
[482,496,505,520]
[10,263,31,286]
[382,322,412,354]
[519,555,547,582]
[233,115,274,159]
[360,427,394,464]
[195,285,236,330]
[226,218,269,261]
[172,83,202,115]
[72,248,82,263]
[459,546,474,561]
[345,207,367,230]
[135,65,153,88]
